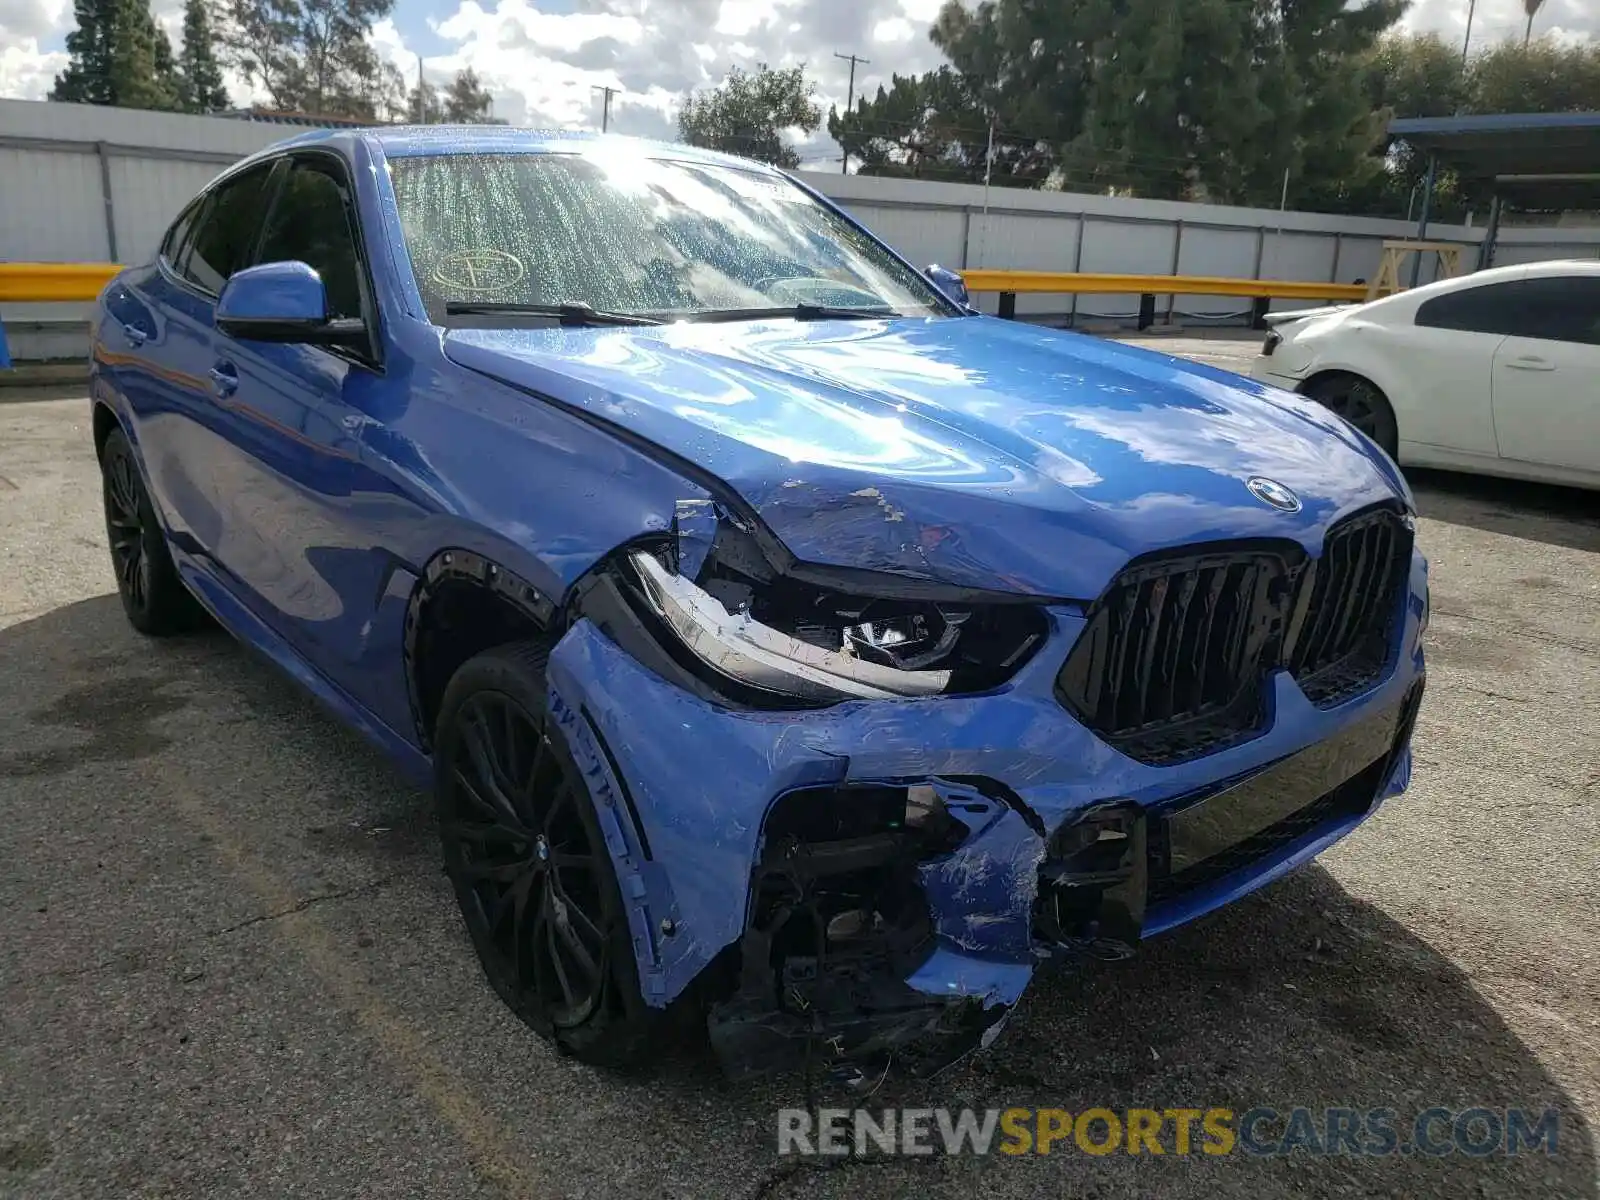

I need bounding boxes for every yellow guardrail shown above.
[0,262,1369,326]
[957,270,1367,328]
[4,265,1372,305]
[958,270,1368,303]
[0,262,120,303]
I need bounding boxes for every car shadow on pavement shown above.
[2,595,1593,1200]
[1411,468,1600,554]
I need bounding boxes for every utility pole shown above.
[592,85,620,133]
[1461,0,1476,61]
[416,55,427,123]
[833,51,869,174]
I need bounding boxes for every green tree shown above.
[51,0,117,104]
[927,0,1403,208]
[442,67,500,123]
[1469,38,1600,114]
[177,0,231,112]
[221,0,396,119]
[678,64,822,168]
[51,0,181,110]
[1366,32,1470,119]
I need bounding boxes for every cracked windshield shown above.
[389,150,948,321]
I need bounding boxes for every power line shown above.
[591,84,620,133]
[833,51,869,174]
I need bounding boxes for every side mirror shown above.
[216,261,364,347]
[924,263,972,309]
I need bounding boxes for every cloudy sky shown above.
[1,0,1595,165]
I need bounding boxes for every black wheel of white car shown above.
[1304,374,1399,460]
[434,641,658,1068]
[100,426,205,636]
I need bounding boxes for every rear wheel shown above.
[433,641,658,1068]
[100,426,205,636]
[1303,374,1399,460]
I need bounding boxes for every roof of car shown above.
[259,125,778,172]
[1445,259,1600,288]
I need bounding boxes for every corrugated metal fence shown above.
[4,96,1599,360]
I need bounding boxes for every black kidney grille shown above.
[1288,507,1413,705]
[1055,551,1287,764]
[1057,504,1413,765]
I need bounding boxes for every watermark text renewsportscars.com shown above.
[777,1106,1561,1158]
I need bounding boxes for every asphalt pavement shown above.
[2,336,1597,1198]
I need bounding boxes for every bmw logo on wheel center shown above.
[1246,476,1302,513]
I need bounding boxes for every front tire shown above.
[433,641,658,1068]
[100,426,205,636]
[1303,373,1399,460]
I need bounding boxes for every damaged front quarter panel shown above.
[549,498,1130,1078]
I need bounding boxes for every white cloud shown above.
[0,40,63,98]
[873,17,915,42]
[1402,0,1595,50]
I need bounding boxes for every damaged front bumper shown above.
[543,542,1428,1078]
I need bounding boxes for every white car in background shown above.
[1250,259,1600,490]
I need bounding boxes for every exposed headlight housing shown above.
[582,519,1048,707]
[630,550,953,701]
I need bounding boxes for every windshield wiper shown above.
[443,301,665,327]
[684,304,903,324]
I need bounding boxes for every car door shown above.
[1489,274,1600,474]
[1400,272,1526,457]
[113,161,282,554]
[204,150,405,718]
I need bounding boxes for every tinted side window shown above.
[160,197,203,265]
[1414,281,1524,336]
[186,162,277,294]
[1509,276,1600,346]
[255,159,365,321]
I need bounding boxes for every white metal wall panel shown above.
[0,147,109,261]
[109,155,224,262]
[966,212,1080,272]
[1492,241,1600,266]
[840,203,965,274]
[968,212,1082,315]
[1259,232,1338,313]
[1258,231,1336,282]
[1174,225,1259,317]
[1334,236,1385,285]
[1075,219,1178,317]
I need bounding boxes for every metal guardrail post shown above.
[1137,294,1156,330]
[998,292,1017,320]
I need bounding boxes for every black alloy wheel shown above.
[434,642,657,1066]
[1305,375,1399,459]
[99,426,205,635]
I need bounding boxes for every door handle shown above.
[208,363,239,398]
[120,323,148,346]
[1504,356,1555,371]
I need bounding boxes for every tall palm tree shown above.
[1523,0,1544,45]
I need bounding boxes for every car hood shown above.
[444,315,1407,600]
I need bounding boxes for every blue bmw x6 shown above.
[91,127,1427,1076]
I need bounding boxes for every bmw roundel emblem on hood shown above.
[1246,476,1302,513]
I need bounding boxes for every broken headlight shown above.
[619,544,1046,707]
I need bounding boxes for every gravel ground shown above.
[2,338,1597,1199]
